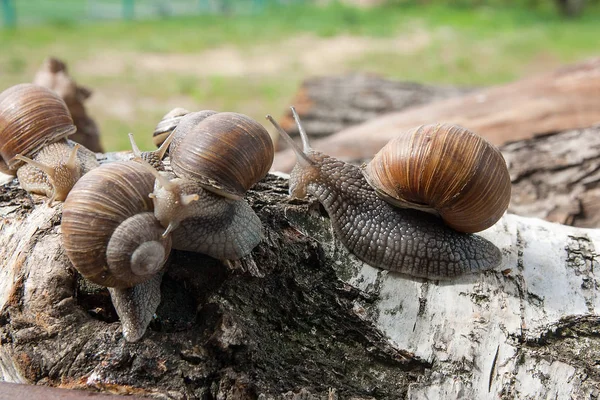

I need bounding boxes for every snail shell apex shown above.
[171,112,274,199]
[0,83,76,169]
[152,107,190,148]
[362,123,511,233]
[62,161,171,288]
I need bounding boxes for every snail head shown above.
[267,107,321,199]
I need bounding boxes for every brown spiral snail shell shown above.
[62,160,171,288]
[0,83,99,203]
[170,112,274,200]
[362,123,511,233]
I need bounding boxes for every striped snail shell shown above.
[0,83,76,169]
[62,161,171,288]
[362,123,511,233]
[170,112,274,200]
[152,107,190,148]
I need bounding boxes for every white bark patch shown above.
[290,212,600,398]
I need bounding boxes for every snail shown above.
[62,111,273,341]
[62,160,172,341]
[267,108,509,280]
[142,111,274,260]
[0,83,99,204]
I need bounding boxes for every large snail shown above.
[268,108,509,280]
[61,111,274,341]
[0,83,99,204]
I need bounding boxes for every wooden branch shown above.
[278,73,470,142]
[1,130,599,397]
[273,57,600,172]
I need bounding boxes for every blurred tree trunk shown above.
[556,0,586,16]
[273,57,600,172]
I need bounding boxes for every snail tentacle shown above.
[15,143,82,205]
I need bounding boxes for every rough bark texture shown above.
[505,125,600,229]
[273,57,600,171]
[1,127,600,399]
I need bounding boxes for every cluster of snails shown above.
[1,80,510,341]
[1,83,274,341]
[267,108,510,280]
[61,110,273,340]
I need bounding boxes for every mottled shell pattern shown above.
[170,112,274,199]
[0,83,76,169]
[62,161,171,288]
[362,123,511,233]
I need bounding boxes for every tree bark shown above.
[1,128,600,398]
[273,57,600,172]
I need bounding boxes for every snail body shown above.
[0,83,99,203]
[268,109,507,279]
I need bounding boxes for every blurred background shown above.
[1,0,599,152]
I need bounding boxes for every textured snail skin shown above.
[16,140,98,201]
[150,174,263,260]
[170,190,263,260]
[108,273,163,342]
[291,151,502,279]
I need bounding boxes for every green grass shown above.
[1,1,599,151]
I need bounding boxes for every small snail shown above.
[268,108,508,279]
[62,160,172,341]
[0,83,99,203]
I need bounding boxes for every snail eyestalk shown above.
[14,144,82,206]
[155,128,177,160]
[290,106,311,153]
[128,133,143,160]
[266,114,313,167]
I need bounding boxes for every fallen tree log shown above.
[278,74,470,143]
[273,57,600,172]
[1,127,600,399]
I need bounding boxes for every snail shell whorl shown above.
[167,109,217,156]
[0,83,76,169]
[363,124,511,233]
[62,161,170,288]
[152,107,191,148]
[171,112,274,199]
